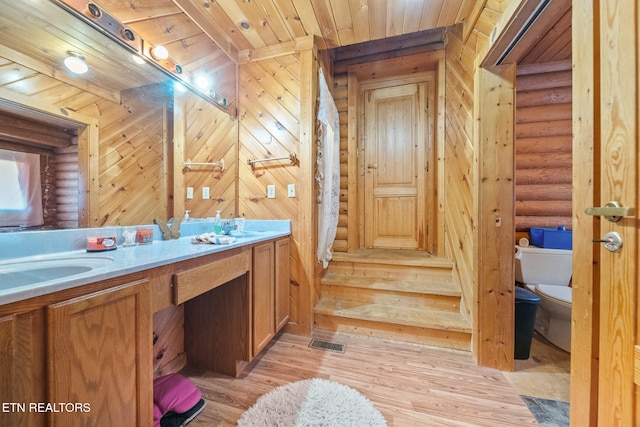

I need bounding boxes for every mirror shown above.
[0,0,236,230]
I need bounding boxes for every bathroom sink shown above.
[0,256,114,289]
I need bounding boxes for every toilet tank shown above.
[515,245,572,286]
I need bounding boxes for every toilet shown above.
[515,245,573,352]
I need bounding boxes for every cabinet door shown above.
[275,238,290,331]
[0,311,46,427]
[47,279,152,426]
[252,242,275,357]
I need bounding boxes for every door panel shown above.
[363,82,427,249]
[596,0,639,422]
[572,0,640,424]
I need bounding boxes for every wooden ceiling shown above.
[0,0,571,115]
[95,0,479,60]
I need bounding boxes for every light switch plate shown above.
[186,187,194,199]
[202,187,210,199]
[287,184,295,198]
[267,184,276,199]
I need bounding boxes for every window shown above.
[0,149,43,227]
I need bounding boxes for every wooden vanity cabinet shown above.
[251,238,290,358]
[275,238,290,331]
[0,275,152,427]
[252,242,275,357]
[0,310,46,427]
[47,278,153,426]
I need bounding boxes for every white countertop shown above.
[0,220,290,306]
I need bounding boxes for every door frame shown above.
[346,52,445,256]
[359,75,434,251]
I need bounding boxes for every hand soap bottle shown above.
[214,210,222,234]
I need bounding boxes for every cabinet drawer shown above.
[173,250,250,304]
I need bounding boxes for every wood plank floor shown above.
[503,334,571,402]
[182,331,538,426]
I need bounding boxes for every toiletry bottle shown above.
[214,210,222,234]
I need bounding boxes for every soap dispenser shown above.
[214,210,222,234]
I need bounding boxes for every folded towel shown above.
[191,233,235,245]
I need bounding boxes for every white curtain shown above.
[0,149,43,227]
[316,68,340,268]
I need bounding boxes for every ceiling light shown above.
[174,81,187,93]
[131,54,145,65]
[150,45,169,60]
[195,75,209,90]
[64,52,88,74]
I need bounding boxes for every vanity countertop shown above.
[0,220,290,306]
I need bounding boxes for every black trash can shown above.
[514,286,541,360]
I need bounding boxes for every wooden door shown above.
[595,0,639,422]
[47,279,152,426]
[362,81,430,250]
[571,0,639,424]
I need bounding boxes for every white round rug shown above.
[237,378,387,427]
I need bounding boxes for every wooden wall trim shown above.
[474,64,516,371]
[285,45,317,335]
[173,93,187,220]
[463,1,489,43]
[347,71,359,252]
[436,59,446,258]
[78,120,99,228]
[569,0,598,421]
[238,35,314,64]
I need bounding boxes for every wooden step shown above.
[331,248,454,268]
[316,249,470,351]
[321,272,461,311]
[321,271,459,296]
[314,298,471,351]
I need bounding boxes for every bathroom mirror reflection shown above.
[0,0,236,231]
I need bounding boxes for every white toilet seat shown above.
[535,284,572,307]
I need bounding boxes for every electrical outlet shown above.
[202,187,210,199]
[186,187,194,199]
[267,185,276,199]
[287,184,295,198]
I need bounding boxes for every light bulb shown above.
[131,54,145,65]
[64,53,88,74]
[195,75,209,89]
[150,46,169,60]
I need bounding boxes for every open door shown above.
[571,0,639,424]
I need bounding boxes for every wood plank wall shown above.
[238,55,302,323]
[443,0,504,337]
[96,83,172,226]
[443,25,479,322]
[182,91,237,220]
[0,53,239,229]
[515,59,572,231]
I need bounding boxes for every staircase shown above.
[314,249,471,351]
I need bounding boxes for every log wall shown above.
[330,72,349,252]
[515,59,572,230]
